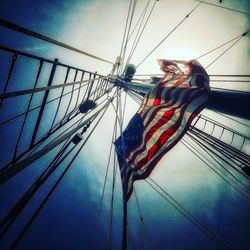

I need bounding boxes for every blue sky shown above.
[0,0,250,249]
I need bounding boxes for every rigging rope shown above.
[187,131,250,190]
[134,188,157,250]
[127,91,142,105]
[126,0,157,66]
[136,0,204,69]
[214,111,250,128]
[196,31,248,60]
[133,74,250,77]
[107,90,121,249]
[93,113,118,250]
[194,0,250,15]
[146,178,230,250]
[125,0,150,66]
[0,139,72,239]
[10,96,112,250]
[107,153,118,250]
[0,18,114,65]
[206,31,249,69]
[0,92,113,185]
[0,90,108,238]
[120,0,138,73]
[118,0,134,67]
[127,0,150,44]
[181,138,250,202]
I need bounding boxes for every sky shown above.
[0,0,250,249]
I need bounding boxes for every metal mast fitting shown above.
[111,56,123,74]
[123,64,136,82]
[79,100,97,113]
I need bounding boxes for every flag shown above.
[115,59,210,201]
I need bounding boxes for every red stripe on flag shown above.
[130,97,208,187]
[131,90,204,169]
[126,88,197,162]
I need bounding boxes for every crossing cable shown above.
[136,1,204,69]
[127,89,144,102]
[125,0,152,65]
[193,0,250,15]
[118,0,134,74]
[126,0,158,66]
[127,91,141,105]
[133,74,250,77]
[134,188,157,250]
[210,80,250,82]
[11,92,112,174]
[107,90,121,250]
[25,92,112,157]
[93,88,120,249]
[0,139,72,239]
[181,138,250,203]
[214,111,250,128]
[0,76,106,100]
[10,96,113,250]
[107,152,119,250]
[0,107,84,171]
[0,96,113,185]
[184,134,249,192]
[190,126,250,165]
[0,109,83,173]
[206,31,249,69]
[0,110,90,240]
[116,87,131,250]
[125,0,150,66]
[120,0,138,74]
[131,78,250,83]
[0,18,114,65]
[146,178,230,250]
[0,81,112,171]
[187,131,250,190]
[196,31,249,60]
[126,0,151,44]
[92,111,118,250]
[117,0,151,64]
[12,59,43,159]
[0,80,89,126]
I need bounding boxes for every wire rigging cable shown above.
[214,111,250,128]
[9,97,113,250]
[126,0,157,66]
[107,91,121,250]
[0,139,72,239]
[134,188,157,250]
[92,114,118,250]
[196,31,249,60]
[181,138,250,203]
[120,0,138,73]
[118,0,134,64]
[125,0,150,66]
[194,0,250,15]
[146,178,230,250]
[129,1,150,39]
[186,131,250,191]
[0,93,112,239]
[0,18,114,65]
[206,31,249,69]
[118,0,136,75]
[136,0,204,69]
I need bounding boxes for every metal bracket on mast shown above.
[111,56,123,75]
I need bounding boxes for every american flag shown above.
[115,60,210,201]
